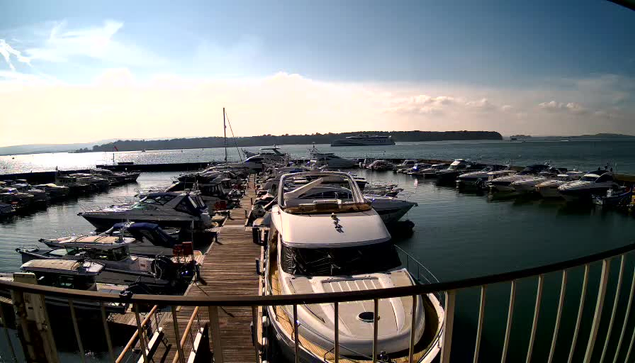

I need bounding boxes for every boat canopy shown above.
[111,222,178,247]
[21,259,104,275]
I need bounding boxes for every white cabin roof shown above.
[273,208,390,248]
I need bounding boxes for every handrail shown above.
[2,242,635,306]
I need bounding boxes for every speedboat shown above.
[413,163,449,178]
[12,183,49,205]
[456,165,511,189]
[367,195,417,224]
[0,187,35,211]
[510,167,567,194]
[436,159,483,185]
[366,160,395,171]
[331,134,395,146]
[406,163,431,175]
[33,183,70,201]
[40,222,183,257]
[17,243,196,292]
[593,187,633,208]
[79,192,213,231]
[264,171,443,362]
[558,171,619,202]
[394,160,417,173]
[309,146,357,169]
[488,164,552,192]
[92,168,140,185]
[535,171,585,198]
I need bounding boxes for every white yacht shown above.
[456,165,512,188]
[510,167,567,194]
[243,146,289,171]
[79,192,212,231]
[331,134,395,146]
[309,146,357,169]
[367,195,417,224]
[264,171,443,362]
[488,164,552,192]
[17,242,196,291]
[558,171,619,202]
[535,171,585,198]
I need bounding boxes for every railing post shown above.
[548,270,568,363]
[134,304,148,363]
[373,298,379,363]
[473,285,487,363]
[569,264,591,363]
[440,290,456,363]
[583,258,611,363]
[614,264,635,363]
[293,304,300,363]
[171,306,185,363]
[68,300,86,363]
[600,255,625,363]
[408,295,417,363]
[99,302,115,363]
[208,306,224,363]
[501,280,516,363]
[252,305,259,363]
[526,274,544,363]
[334,302,340,363]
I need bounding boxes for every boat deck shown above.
[155,180,261,362]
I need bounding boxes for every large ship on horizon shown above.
[331,134,396,146]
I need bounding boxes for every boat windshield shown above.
[281,241,402,276]
[581,176,598,181]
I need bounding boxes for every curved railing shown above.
[2,242,635,363]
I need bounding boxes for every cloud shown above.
[465,98,495,110]
[8,20,169,67]
[0,39,31,71]
[538,100,589,114]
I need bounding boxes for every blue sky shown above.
[0,0,634,146]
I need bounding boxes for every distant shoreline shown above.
[78,130,503,153]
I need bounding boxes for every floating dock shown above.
[154,179,261,362]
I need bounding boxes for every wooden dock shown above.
[155,180,261,363]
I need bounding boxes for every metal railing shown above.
[2,242,635,362]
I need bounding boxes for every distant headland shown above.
[78,130,503,153]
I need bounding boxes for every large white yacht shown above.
[488,164,552,192]
[331,134,395,147]
[79,192,212,231]
[264,171,443,362]
[309,146,357,169]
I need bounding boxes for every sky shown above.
[0,0,634,147]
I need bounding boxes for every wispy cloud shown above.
[538,101,588,114]
[0,39,31,71]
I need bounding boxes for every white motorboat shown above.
[488,164,552,192]
[456,165,511,188]
[243,146,289,171]
[367,195,417,224]
[510,167,567,194]
[412,163,449,178]
[0,259,128,314]
[264,171,443,362]
[309,146,357,169]
[17,241,196,291]
[394,160,417,173]
[33,183,70,200]
[366,159,395,171]
[535,171,585,198]
[558,171,619,202]
[79,192,212,231]
[39,222,184,257]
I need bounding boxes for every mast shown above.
[223,107,228,163]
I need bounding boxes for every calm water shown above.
[1,142,634,361]
[2,139,635,174]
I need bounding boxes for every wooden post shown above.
[12,273,59,363]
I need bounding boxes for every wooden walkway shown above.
[155,181,261,363]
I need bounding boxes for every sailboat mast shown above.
[223,107,228,163]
